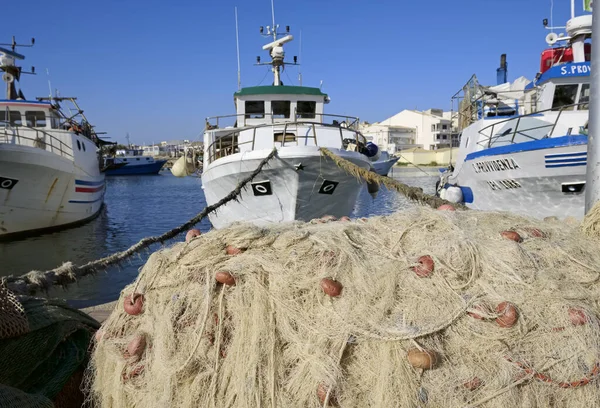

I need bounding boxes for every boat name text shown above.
[561,64,591,76]
[472,158,520,173]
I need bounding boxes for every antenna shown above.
[298,30,302,86]
[550,0,554,32]
[46,69,52,103]
[271,0,277,40]
[256,0,299,86]
[571,0,575,19]
[235,7,241,91]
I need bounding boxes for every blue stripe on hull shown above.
[75,179,105,186]
[545,157,587,163]
[545,162,587,168]
[465,135,587,161]
[105,160,167,176]
[545,151,587,158]
[69,196,104,204]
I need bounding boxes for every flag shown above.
[584,0,593,12]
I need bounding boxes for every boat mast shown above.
[235,7,241,91]
[0,37,35,100]
[256,0,298,86]
[585,1,599,213]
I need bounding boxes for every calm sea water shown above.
[0,167,438,308]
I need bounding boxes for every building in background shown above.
[361,108,460,152]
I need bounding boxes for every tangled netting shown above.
[0,295,99,408]
[87,207,600,408]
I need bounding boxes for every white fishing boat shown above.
[437,3,592,219]
[0,37,110,239]
[201,8,379,229]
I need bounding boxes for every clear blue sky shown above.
[2,0,583,145]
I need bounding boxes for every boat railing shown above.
[0,121,74,159]
[205,112,360,130]
[206,120,367,163]
[477,102,587,149]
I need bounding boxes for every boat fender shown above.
[171,155,193,177]
[364,142,381,162]
[445,186,464,203]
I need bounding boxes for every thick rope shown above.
[5,148,278,296]
[319,148,467,210]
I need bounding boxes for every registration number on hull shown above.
[487,179,522,190]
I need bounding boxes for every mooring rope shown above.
[4,148,278,296]
[319,148,467,210]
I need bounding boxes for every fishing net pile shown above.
[0,288,99,408]
[87,207,600,408]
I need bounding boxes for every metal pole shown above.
[235,7,241,91]
[585,3,600,214]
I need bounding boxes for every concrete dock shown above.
[81,301,117,323]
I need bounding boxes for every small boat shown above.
[104,148,167,176]
[0,37,111,239]
[201,9,380,228]
[436,3,591,219]
[371,151,400,176]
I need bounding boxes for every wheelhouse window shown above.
[297,101,316,118]
[552,84,579,111]
[272,100,290,118]
[0,110,23,126]
[245,101,265,119]
[25,111,47,127]
[578,84,590,110]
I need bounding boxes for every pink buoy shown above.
[185,229,202,242]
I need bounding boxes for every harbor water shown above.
[0,167,439,309]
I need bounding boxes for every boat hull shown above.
[105,160,167,175]
[372,157,400,176]
[443,136,587,219]
[202,147,371,229]
[0,144,105,239]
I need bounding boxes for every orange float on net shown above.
[339,216,351,222]
[215,271,236,286]
[225,245,245,255]
[320,278,343,297]
[413,255,434,278]
[185,229,201,242]
[463,377,483,391]
[523,227,545,238]
[407,348,438,370]
[316,383,338,406]
[501,231,522,242]
[123,293,145,316]
[126,334,147,361]
[569,307,588,326]
[437,204,455,211]
[495,301,518,328]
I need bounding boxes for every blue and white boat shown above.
[437,5,591,220]
[104,149,167,176]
